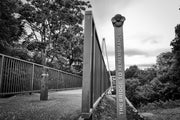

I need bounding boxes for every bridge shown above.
[0,11,137,120]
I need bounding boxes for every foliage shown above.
[0,0,26,53]
[170,24,180,85]
[139,100,180,112]
[125,20,180,107]
[110,70,115,76]
[125,65,139,79]
[93,95,144,120]
[156,52,173,76]
[19,0,91,73]
[126,78,141,106]
[125,55,177,107]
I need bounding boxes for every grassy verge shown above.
[92,95,143,120]
[92,95,180,120]
[139,100,180,120]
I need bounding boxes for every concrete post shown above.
[111,14,127,120]
[40,49,48,100]
[81,11,93,118]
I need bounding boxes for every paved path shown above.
[0,89,82,120]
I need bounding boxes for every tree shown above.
[126,78,141,106]
[19,0,91,73]
[125,65,139,79]
[170,24,180,85]
[0,0,25,54]
[156,52,173,76]
[137,67,157,85]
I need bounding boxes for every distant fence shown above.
[0,53,82,95]
[81,11,111,119]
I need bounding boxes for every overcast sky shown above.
[87,0,180,70]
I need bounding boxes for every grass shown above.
[0,90,82,120]
[139,100,180,120]
[92,95,143,120]
[93,95,180,120]
[139,100,180,112]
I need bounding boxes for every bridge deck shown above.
[0,89,82,120]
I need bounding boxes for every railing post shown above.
[112,14,127,119]
[0,55,4,93]
[57,71,59,89]
[81,11,93,119]
[31,63,35,91]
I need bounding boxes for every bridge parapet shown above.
[81,11,111,119]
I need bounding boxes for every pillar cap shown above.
[111,14,125,27]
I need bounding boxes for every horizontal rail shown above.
[0,53,81,77]
[0,53,82,96]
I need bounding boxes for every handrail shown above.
[0,53,81,77]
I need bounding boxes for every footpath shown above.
[0,89,82,120]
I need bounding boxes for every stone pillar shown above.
[111,14,127,120]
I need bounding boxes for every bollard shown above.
[40,49,48,101]
[112,14,127,120]
[40,68,48,100]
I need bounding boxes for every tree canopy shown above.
[19,0,91,73]
[0,0,25,53]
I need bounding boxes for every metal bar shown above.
[31,63,35,91]
[56,71,58,89]
[64,73,66,88]
[0,55,4,93]
[22,62,26,91]
[58,71,61,89]
[4,58,8,93]
[0,53,81,78]
[21,61,24,92]
[0,53,82,95]
[10,58,14,93]
[61,72,64,89]
[17,60,21,92]
[17,60,20,92]
[6,58,11,93]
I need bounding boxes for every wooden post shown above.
[112,14,127,120]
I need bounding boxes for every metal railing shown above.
[81,11,111,119]
[0,53,82,95]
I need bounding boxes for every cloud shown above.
[90,0,138,25]
[125,49,147,56]
[107,48,170,57]
[126,34,162,44]
[141,35,162,44]
[107,49,148,57]
[125,48,170,57]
